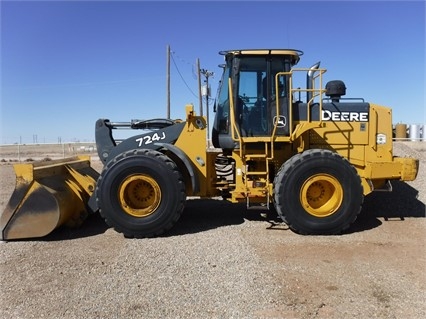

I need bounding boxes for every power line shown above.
[170,51,198,99]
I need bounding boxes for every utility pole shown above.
[197,59,203,116]
[200,69,214,141]
[166,45,171,119]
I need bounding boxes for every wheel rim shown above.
[118,174,161,217]
[300,174,343,217]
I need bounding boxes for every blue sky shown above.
[1,0,425,144]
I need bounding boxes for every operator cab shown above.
[212,49,303,150]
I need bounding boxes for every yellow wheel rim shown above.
[300,174,343,217]
[118,174,161,217]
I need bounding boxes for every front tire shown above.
[96,149,186,238]
[273,149,363,234]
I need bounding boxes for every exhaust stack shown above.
[306,61,321,104]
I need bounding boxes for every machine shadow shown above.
[42,213,110,241]
[166,199,249,237]
[346,180,425,234]
[42,199,270,241]
[171,180,425,236]
[40,181,424,241]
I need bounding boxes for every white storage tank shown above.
[407,124,423,141]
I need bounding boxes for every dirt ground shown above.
[0,142,425,319]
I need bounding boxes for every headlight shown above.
[376,133,387,145]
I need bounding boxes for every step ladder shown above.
[244,151,271,211]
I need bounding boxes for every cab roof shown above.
[219,49,303,64]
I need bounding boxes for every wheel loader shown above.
[1,49,419,240]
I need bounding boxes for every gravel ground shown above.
[0,141,425,319]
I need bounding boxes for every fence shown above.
[0,133,424,163]
[0,142,97,162]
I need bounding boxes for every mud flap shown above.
[1,156,99,240]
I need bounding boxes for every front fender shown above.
[156,143,200,194]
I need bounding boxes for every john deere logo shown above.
[322,110,369,122]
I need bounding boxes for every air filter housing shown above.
[326,80,346,102]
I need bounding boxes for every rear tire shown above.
[96,149,186,238]
[273,149,363,234]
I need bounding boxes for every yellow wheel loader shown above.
[1,49,419,240]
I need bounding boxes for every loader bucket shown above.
[1,156,100,240]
